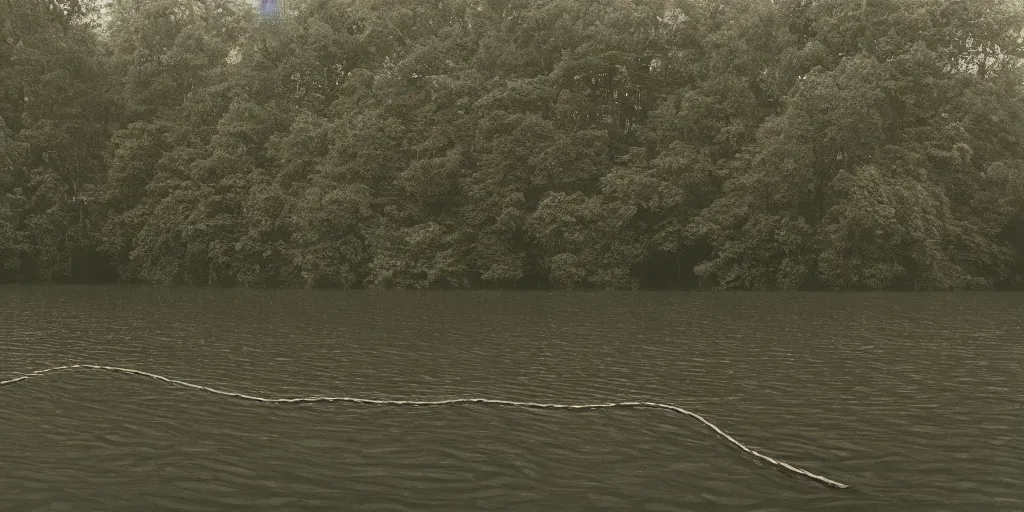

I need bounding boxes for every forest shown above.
[1,0,1023,290]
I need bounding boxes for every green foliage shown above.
[817,165,973,290]
[3,0,1023,289]
[0,0,108,282]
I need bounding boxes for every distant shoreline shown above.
[3,0,1022,294]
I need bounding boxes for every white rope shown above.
[1,364,849,489]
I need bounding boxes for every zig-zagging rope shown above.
[1,364,848,489]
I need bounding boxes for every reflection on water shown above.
[1,287,1022,511]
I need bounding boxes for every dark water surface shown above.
[1,287,1021,511]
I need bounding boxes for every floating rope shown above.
[1,364,848,489]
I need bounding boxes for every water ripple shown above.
[1,288,1022,511]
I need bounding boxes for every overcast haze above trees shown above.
[1,0,1023,290]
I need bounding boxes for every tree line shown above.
[1,0,1023,290]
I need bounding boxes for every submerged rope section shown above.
[1,364,848,489]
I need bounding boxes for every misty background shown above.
[2,0,1023,290]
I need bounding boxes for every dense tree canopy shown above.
[1,0,1022,289]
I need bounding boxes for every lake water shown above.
[1,287,1021,511]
